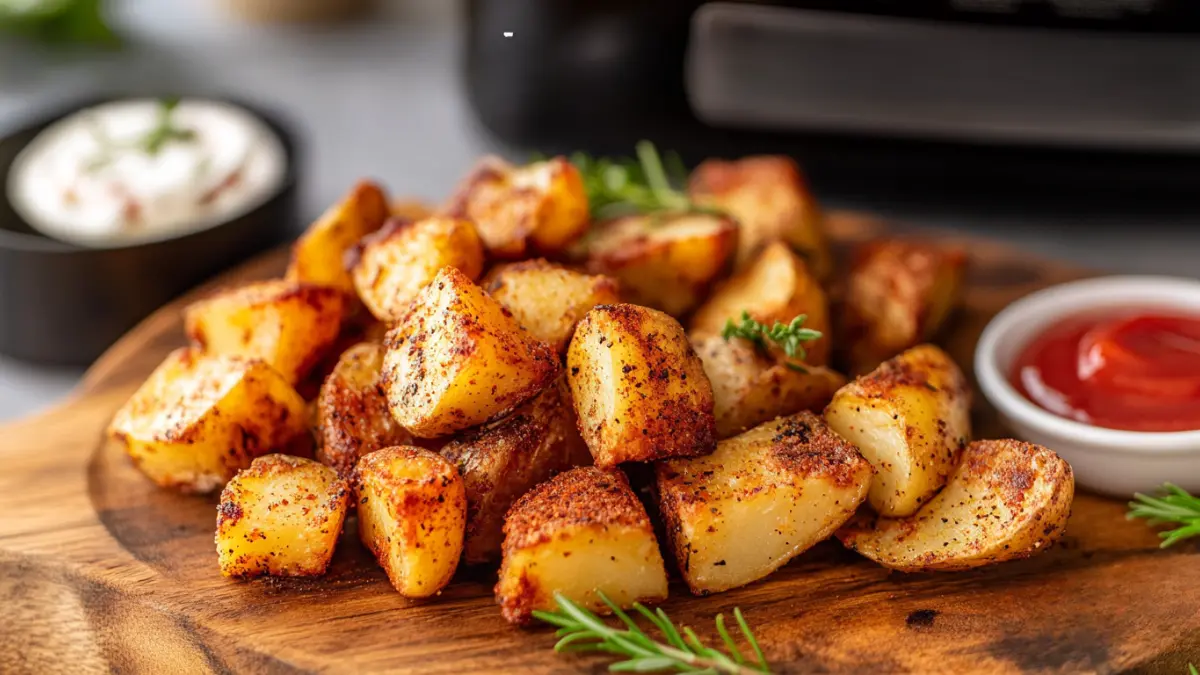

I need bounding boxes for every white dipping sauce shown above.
[7,99,287,247]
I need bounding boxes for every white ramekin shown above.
[975,275,1200,497]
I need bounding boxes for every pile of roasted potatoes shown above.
[108,153,1075,625]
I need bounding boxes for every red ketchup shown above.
[1011,312,1200,432]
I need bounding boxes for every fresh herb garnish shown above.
[85,97,197,172]
[722,311,822,371]
[0,0,119,46]
[534,592,771,674]
[568,141,719,220]
[1128,483,1200,548]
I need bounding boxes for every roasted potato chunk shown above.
[390,198,433,221]
[286,180,389,294]
[440,381,590,563]
[838,439,1074,572]
[586,212,737,317]
[496,467,668,625]
[382,267,560,438]
[689,155,830,278]
[184,279,345,385]
[216,454,350,578]
[444,155,589,258]
[567,304,716,467]
[109,348,309,493]
[351,216,485,323]
[824,344,971,517]
[484,259,620,354]
[690,241,831,365]
[843,239,967,374]
[354,446,467,597]
[692,334,846,438]
[657,413,872,594]
[315,342,412,478]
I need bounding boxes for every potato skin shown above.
[567,304,716,467]
[315,342,412,478]
[286,180,390,294]
[484,259,621,354]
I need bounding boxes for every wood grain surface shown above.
[1,213,1197,675]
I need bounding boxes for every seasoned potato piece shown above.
[843,239,967,374]
[315,342,412,478]
[690,241,830,365]
[567,304,716,467]
[286,180,389,294]
[351,216,485,323]
[382,267,560,438]
[184,279,345,385]
[586,212,737,317]
[484,259,620,354]
[824,344,971,517]
[444,155,589,258]
[215,454,350,578]
[390,198,433,221]
[838,439,1074,572]
[109,348,309,493]
[354,446,467,597]
[496,467,668,625]
[440,381,590,563]
[689,155,830,278]
[657,413,872,594]
[692,334,846,438]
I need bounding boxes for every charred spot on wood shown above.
[906,609,939,629]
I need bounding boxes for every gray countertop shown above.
[2,0,1198,422]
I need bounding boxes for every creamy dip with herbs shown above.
[7,98,287,247]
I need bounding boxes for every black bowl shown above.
[0,97,300,365]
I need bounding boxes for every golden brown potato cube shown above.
[837,439,1074,572]
[351,216,485,323]
[443,155,589,258]
[586,212,737,317]
[354,446,467,597]
[382,267,560,438]
[215,454,350,578]
[315,342,412,478]
[692,333,846,438]
[483,259,620,354]
[690,241,831,365]
[184,279,345,385]
[657,413,873,594]
[109,348,309,493]
[286,180,390,294]
[496,467,668,625]
[440,380,591,563]
[843,239,967,374]
[567,304,716,467]
[689,155,831,278]
[824,344,971,517]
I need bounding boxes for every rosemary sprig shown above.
[1128,483,1200,548]
[1189,664,1198,675]
[721,311,822,371]
[568,141,718,220]
[533,592,772,674]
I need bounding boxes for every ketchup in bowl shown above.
[1011,312,1200,432]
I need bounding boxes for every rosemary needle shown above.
[1128,483,1200,548]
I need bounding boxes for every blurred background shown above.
[2,0,1199,420]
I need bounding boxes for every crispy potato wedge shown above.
[496,467,668,625]
[484,259,621,354]
[315,342,412,478]
[843,239,967,374]
[354,446,467,597]
[184,279,345,385]
[692,334,846,438]
[444,155,589,258]
[567,303,716,467]
[586,212,737,317]
[690,241,831,365]
[109,348,309,493]
[440,380,591,563]
[837,439,1074,572]
[286,180,390,294]
[689,155,830,278]
[824,344,971,517]
[216,454,350,578]
[351,216,485,323]
[657,413,873,594]
[382,267,560,438]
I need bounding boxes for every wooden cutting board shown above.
[1,213,1197,675]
